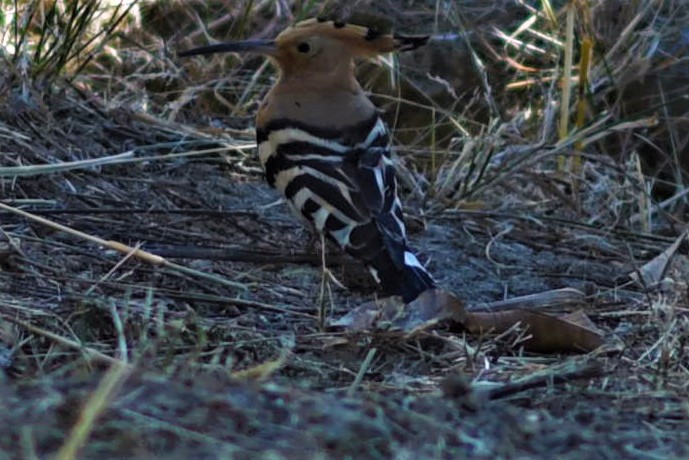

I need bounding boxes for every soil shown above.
[1,116,688,457]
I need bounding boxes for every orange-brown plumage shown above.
[180,19,434,303]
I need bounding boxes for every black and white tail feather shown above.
[257,115,435,303]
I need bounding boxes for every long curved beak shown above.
[178,39,277,58]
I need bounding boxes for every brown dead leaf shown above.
[464,309,606,353]
[331,289,609,353]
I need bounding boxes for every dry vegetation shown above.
[1,0,689,458]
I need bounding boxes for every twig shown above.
[348,347,377,397]
[0,314,122,366]
[0,145,255,178]
[557,0,575,171]
[142,244,356,267]
[468,288,585,312]
[0,202,248,291]
[486,359,605,400]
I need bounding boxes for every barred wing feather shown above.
[256,115,434,302]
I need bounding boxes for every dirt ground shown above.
[2,121,688,457]
[1,1,689,458]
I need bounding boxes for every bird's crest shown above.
[178,17,428,62]
[276,17,429,56]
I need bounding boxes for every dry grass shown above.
[1,0,688,458]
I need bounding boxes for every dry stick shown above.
[142,244,355,267]
[230,349,290,381]
[540,0,558,26]
[348,347,378,397]
[0,314,121,365]
[0,202,313,318]
[0,151,133,177]
[0,145,254,177]
[573,36,593,175]
[486,359,604,400]
[571,31,592,210]
[557,1,575,172]
[0,201,246,291]
[468,288,585,312]
[84,241,143,297]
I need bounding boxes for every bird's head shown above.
[179,18,429,80]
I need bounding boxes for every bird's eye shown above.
[297,42,311,53]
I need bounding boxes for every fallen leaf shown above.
[331,289,610,353]
[464,309,605,353]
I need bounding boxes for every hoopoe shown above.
[180,18,434,303]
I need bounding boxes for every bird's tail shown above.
[367,246,435,304]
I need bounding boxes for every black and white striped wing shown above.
[256,116,434,302]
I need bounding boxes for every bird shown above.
[180,17,435,303]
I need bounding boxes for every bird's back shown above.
[257,87,434,302]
